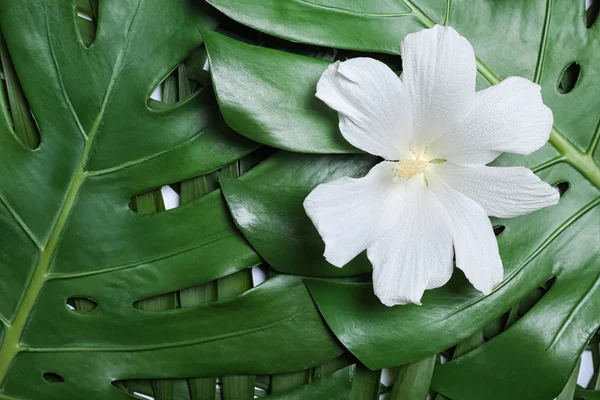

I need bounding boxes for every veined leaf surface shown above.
[0,1,342,399]
[205,1,600,399]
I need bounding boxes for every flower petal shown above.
[316,58,413,160]
[427,171,503,294]
[304,161,406,267]
[367,178,453,306]
[401,25,477,156]
[430,163,559,218]
[427,77,554,165]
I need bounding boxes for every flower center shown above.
[392,159,428,181]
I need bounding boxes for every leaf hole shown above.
[493,225,506,237]
[147,48,210,109]
[557,62,581,94]
[132,291,179,312]
[553,181,570,197]
[43,372,65,384]
[0,32,41,149]
[128,147,273,214]
[132,266,271,312]
[66,297,98,312]
[76,0,99,48]
[587,0,600,28]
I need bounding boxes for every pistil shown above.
[392,159,428,181]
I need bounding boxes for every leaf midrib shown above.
[0,1,143,384]
[403,0,600,188]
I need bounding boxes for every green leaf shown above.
[131,189,176,400]
[203,30,358,154]
[0,1,340,398]
[206,0,426,55]
[557,361,581,400]
[265,366,353,400]
[578,388,600,400]
[350,364,380,400]
[270,370,311,395]
[220,152,377,277]
[389,355,436,400]
[204,1,600,399]
[0,32,39,148]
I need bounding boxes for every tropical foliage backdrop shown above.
[0,0,598,399]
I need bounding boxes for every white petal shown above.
[430,163,560,218]
[427,77,554,165]
[401,25,477,156]
[427,171,503,294]
[304,161,406,267]
[367,178,453,306]
[316,58,413,160]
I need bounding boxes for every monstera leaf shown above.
[205,1,600,399]
[0,1,348,399]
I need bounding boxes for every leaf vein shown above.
[23,309,311,353]
[45,10,88,141]
[0,190,42,250]
[548,273,600,349]
[86,125,209,177]
[586,115,600,156]
[295,0,412,18]
[533,0,553,84]
[48,230,241,280]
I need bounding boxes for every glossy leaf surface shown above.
[207,0,600,399]
[220,152,377,277]
[204,30,358,154]
[0,1,342,399]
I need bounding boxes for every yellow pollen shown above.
[392,159,428,181]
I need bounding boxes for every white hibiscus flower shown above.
[303,25,559,307]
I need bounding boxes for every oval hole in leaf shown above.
[75,2,98,48]
[0,34,41,149]
[133,290,179,311]
[147,54,208,109]
[553,181,570,197]
[66,297,98,312]
[587,0,600,28]
[493,225,506,237]
[557,62,581,94]
[43,372,65,383]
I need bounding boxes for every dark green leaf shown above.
[219,151,379,276]
[270,370,311,395]
[265,366,353,400]
[0,2,338,398]
[203,30,358,154]
[206,0,426,55]
[389,355,435,400]
[578,388,600,400]
[350,364,380,400]
[204,1,600,399]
